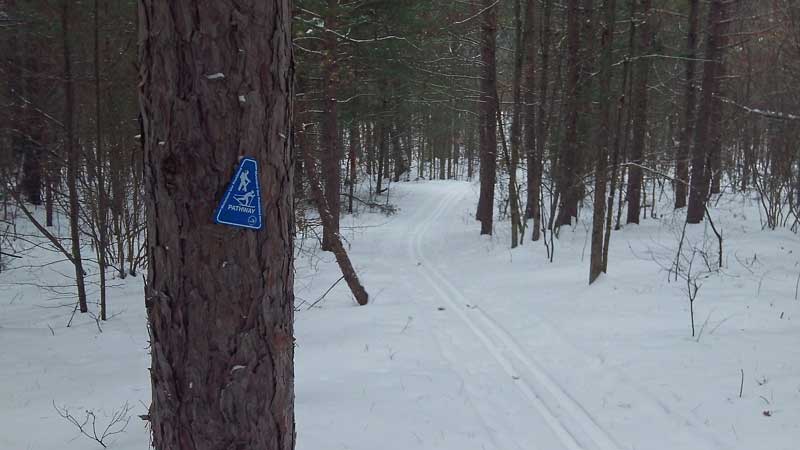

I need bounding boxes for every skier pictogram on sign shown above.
[214,157,263,230]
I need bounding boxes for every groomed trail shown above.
[408,184,622,450]
[403,182,721,450]
[1,180,797,450]
[296,180,800,450]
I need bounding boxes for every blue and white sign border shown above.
[214,157,263,230]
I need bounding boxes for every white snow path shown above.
[297,179,797,450]
[399,181,736,450]
[409,183,620,450]
[2,179,799,450]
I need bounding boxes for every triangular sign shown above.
[214,157,263,230]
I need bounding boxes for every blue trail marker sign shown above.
[214,157,263,230]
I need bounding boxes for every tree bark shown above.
[321,0,341,252]
[94,0,109,320]
[301,135,369,306]
[376,119,386,194]
[391,123,406,182]
[529,0,551,241]
[625,0,652,225]
[674,0,699,209]
[348,120,359,214]
[590,0,616,283]
[688,0,727,223]
[466,123,475,180]
[139,1,295,448]
[509,0,526,248]
[555,0,582,227]
[709,61,726,194]
[62,0,88,314]
[476,0,498,235]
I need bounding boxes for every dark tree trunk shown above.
[466,124,475,180]
[476,0,498,235]
[709,60,726,194]
[590,0,616,283]
[348,120,359,214]
[62,0,88,314]
[45,146,56,227]
[577,0,596,187]
[675,0,699,209]
[138,1,295,449]
[438,127,446,180]
[21,138,43,205]
[740,49,754,192]
[321,0,340,252]
[555,0,582,227]
[614,9,637,231]
[94,0,109,320]
[522,0,539,240]
[688,0,727,223]
[11,1,42,207]
[391,124,406,182]
[376,120,386,194]
[365,121,374,176]
[301,136,369,307]
[508,0,526,248]
[446,114,453,180]
[625,0,652,225]
[449,110,458,180]
[530,0,552,240]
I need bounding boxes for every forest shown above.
[1,1,799,449]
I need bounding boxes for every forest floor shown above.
[1,179,799,449]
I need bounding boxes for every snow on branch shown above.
[716,95,800,121]
[452,0,501,26]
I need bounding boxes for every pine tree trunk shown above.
[45,149,56,227]
[94,0,109,320]
[62,0,88,314]
[675,0,699,209]
[688,0,727,223]
[20,139,43,205]
[14,12,43,207]
[509,0,526,248]
[590,0,616,283]
[376,121,386,194]
[302,139,369,307]
[530,0,552,240]
[348,121,359,214]
[625,0,652,225]
[476,0,498,235]
[139,1,295,448]
[555,0,581,227]
[466,125,475,180]
[391,124,405,182]
[740,50,754,192]
[450,109,458,180]
[522,0,538,231]
[321,0,340,252]
[577,0,596,186]
[365,122,374,176]
[709,60,726,194]
[614,10,637,231]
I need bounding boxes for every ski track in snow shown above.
[409,184,618,450]
[500,305,730,450]
[3,180,798,449]
[406,182,728,450]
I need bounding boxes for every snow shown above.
[2,180,799,449]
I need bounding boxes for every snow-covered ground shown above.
[1,180,798,449]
